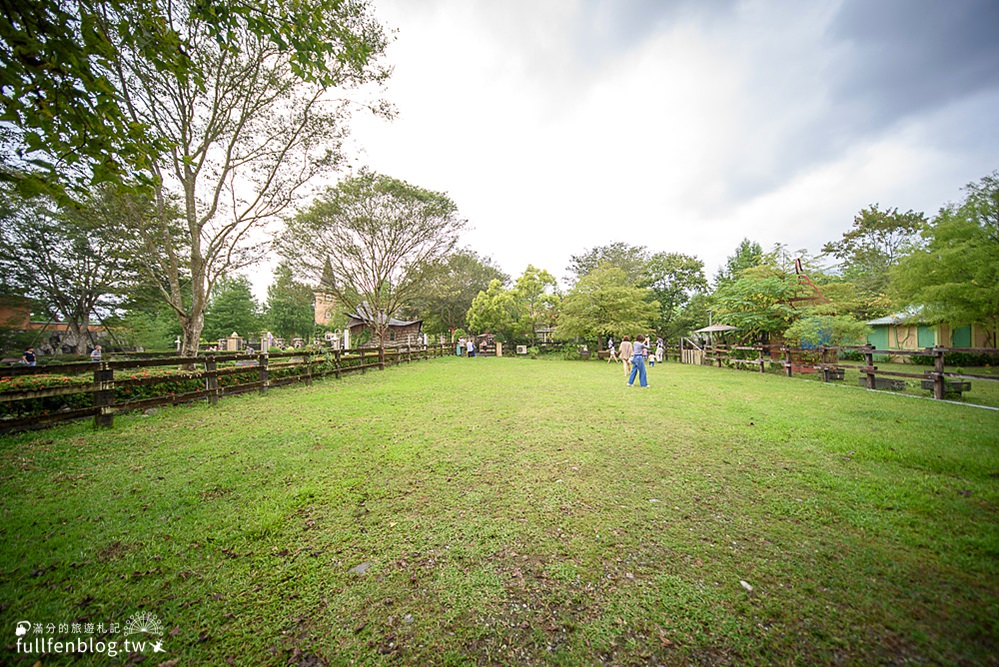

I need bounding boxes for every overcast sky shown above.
[335,0,999,288]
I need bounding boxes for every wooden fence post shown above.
[259,351,269,394]
[757,345,765,373]
[932,346,946,400]
[305,351,313,387]
[864,344,877,389]
[783,346,793,377]
[93,362,114,429]
[205,356,219,405]
[334,349,342,379]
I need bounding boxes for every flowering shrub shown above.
[0,374,93,417]
[0,364,264,418]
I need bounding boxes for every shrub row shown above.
[0,362,310,419]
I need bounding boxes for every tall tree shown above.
[513,265,560,344]
[713,264,800,343]
[0,185,143,353]
[891,172,999,346]
[0,0,390,198]
[556,265,657,342]
[265,262,316,341]
[822,204,926,301]
[279,170,466,358]
[642,252,707,338]
[406,249,508,336]
[109,0,391,358]
[713,238,764,288]
[467,279,517,339]
[566,242,649,285]
[202,275,261,343]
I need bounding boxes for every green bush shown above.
[0,374,94,418]
[910,351,998,366]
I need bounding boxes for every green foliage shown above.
[202,276,262,343]
[641,252,707,337]
[561,345,582,360]
[512,265,560,342]
[806,277,893,320]
[0,374,93,417]
[783,315,871,347]
[406,249,508,336]
[467,266,559,343]
[891,171,999,346]
[713,238,764,288]
[467,279,516,337]
[713,264,799,342]
[280,169,465,353]
[566,242,649,285]
[111,308,183,351]
[0,0,390,198]
[265,262,315,341]
[911,351,999,367]
[556,264,658,341]
[0,184,145,353]
[823,204,926,302]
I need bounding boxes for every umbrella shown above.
[694,324,738,333]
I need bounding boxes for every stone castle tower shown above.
[313,259,337,326]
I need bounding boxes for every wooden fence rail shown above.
[678,341,998,402]
[1,345,452,434]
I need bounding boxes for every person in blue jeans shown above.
[628,334,649,387]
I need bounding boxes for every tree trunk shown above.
[69,321,87,355]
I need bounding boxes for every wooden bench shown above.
[858,377,906,391]
[819,366,845,381]
[920,379,971,396]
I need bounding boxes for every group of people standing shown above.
[607,335,664,388]
[456,337,480,357]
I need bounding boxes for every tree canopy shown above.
[822,204,926,306]
[265,262,316,341]
[713,238,764,288]
[557,265,658,342]
[103,0,391,358]
[405,249,508,336]
[566,242,649,286]
[892,171,999,346]
[642,252,707,338]
[202,275,261,344]
[279,170,465,353]
[0,184,143,353]
[0,0,391,198]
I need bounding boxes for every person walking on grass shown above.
[628,334,649,387]
[618,335,634,382]
[607,338,619,363]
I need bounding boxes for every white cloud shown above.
[256,0,999,298]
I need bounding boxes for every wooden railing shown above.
[0,345,452,434]
[680,343,998,402]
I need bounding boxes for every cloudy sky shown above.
[341,0,999,286]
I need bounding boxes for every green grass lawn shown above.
[1,357,997,666]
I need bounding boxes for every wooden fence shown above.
[678,341,998,402]
[0,345,452,434]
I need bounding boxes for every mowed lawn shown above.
[1,357,997,666]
